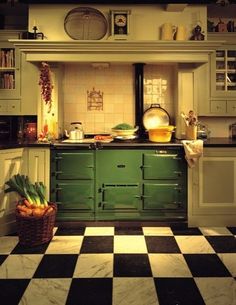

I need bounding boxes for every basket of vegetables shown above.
[5,174,57,247]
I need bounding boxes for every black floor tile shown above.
[184,254,232,277]
[55,226,85,236]
[227,227,236,235]
[115,226,143,235]
[145,236,181,253]
[0,279,30,305]
[0,255,8,265]
[154,278,205,305]
[206,236,236,253]
[11,242,50,254]
[114,254,152,277]
[66,278,112,305]
[33,254,78,278]
[170,226,203,236]
[80,236,113,253]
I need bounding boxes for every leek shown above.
[5,174,48,208]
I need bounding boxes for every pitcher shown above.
[161,23,176,40]
[175,25,187,41]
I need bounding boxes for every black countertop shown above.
[1,137,236,150]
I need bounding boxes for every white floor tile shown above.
[19,278,72,305]
[142,227,173,236]
[195,277,236,305]
[0,236,19,254]
[114,236,147,253]
[45,236,83,254]
[84,227,114,236]
[218,253,236,277]
[113,277,159,305]
[0,254,43,279]
[175,236,215,254]
[149,253,192,277]
[73,253,113,278]
[199,227,233,236]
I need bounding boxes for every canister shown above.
[229,123,236,139]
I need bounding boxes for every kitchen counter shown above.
[0,137,236,150]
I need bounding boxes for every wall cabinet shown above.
[50,147,187,221]
[188,147,236,227]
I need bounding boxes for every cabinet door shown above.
[143,183,183,210]
[54,181,94,211]
[99,184,140,210]
[0,148,23,217]
[28,148,50,200]
[189,148,236,226]
[143,152,182,180]
[55,152,94,180]
[96,150,141,183]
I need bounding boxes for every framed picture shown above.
[110,10,131,39]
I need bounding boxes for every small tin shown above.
[229,123,236,139]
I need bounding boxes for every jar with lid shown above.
[229,123,236,139]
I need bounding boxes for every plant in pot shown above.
[4,174,57,247]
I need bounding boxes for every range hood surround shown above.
[10,40,224,63]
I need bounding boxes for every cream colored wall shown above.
[28,4,207,41]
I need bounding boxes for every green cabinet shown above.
[51,147,187,221]
[50,150,95,220]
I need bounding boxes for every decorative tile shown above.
[154,278,205,305]
[84,227,114,236]
[19,278,71,305]
[115,226,143,235]
[149,254,192,277]
[200,227,233,236]
[206,236,236,253]
[80,236,113,253]
[0,279,30,305]
[0,236,19,254]
[113,277,158,305]
[45,236,83,254]
[142,227,173,236]
[73,254,113,278]
[184,254,231,277]
[145,236,181,253]
[0,255,43,279]
[114,236,147,253]
[114,254,152,277]
[195,277,236,305]
[33,254,78,278]
[218,253,236,277]
[175,236,215,254]
[66,278,112,305]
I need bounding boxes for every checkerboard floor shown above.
[0,224,236,305]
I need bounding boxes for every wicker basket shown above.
[15,203,57,247]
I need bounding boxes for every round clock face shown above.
[114,14,127,27]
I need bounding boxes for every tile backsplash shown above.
[63,63,135,134]
[63,63,175,134]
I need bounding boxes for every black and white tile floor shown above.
[0,225,236,305]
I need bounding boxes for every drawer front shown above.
[210,100,226,114]
[96,150,141,182]
[143,153,182,180]
[54,181,94,210]
[99,184,140,210]
[143,183,183,210]
[227,100,236,114]
[55,152,94,179]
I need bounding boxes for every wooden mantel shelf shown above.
[10,39,225,63]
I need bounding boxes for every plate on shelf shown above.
[64,7,108,40]
[114,135,137,140]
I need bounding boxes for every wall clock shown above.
[110,10,130,39]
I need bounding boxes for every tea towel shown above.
[182,139,203,168]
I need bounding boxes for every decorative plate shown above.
[64,7,108,40]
